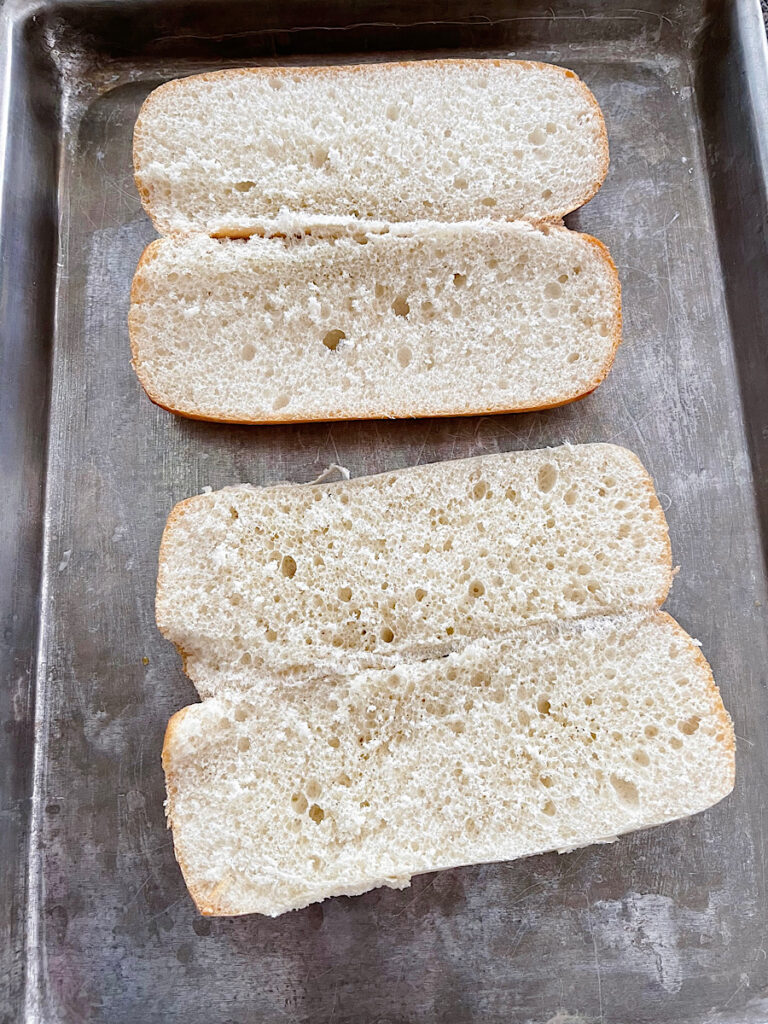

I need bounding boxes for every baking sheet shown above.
[2,0,768,1021]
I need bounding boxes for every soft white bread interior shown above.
[162,612,734,917]
[133,59,609,236]
[156,445,672,697]
[129,221,621,423]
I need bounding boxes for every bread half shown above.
[162,612,734,917]
[156,445,672,697]
[129,221,621,423]
[133,59,609,236]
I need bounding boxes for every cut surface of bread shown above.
[129,221,620,423]
[162,612,734,917]
[133,60,609,235]
[156,445,672,697]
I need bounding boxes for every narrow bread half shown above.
[162,612,734,917]
[133,60,609,236]
[129,221,621,423]
[156,445,672,697]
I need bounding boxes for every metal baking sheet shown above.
[2,0,768,1021]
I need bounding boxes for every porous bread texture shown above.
[129,221,621,423]
[156,445,672,698]
[133,59,609,235]
[163,611,734,917]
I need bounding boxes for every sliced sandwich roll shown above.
[129,221,621,423]
[134,59,609,236]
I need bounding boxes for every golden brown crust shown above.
[652,610,736,779]
[133,58,609,235]
[155,494,208,671]
[128,222,621,424]
[163,702,254,915]
[162,705,206,911]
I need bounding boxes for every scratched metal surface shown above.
[3,0,768,1021]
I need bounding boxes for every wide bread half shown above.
[156,446,672,697]
[129,221,620,423]
[163,612,734,917]
[134,59,609,235]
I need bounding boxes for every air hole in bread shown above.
[328,736,340,748]
[386,103,399,121]
[542,188,553,200]
[454,176,468,189]
[540,775,554,788]
[268,77,284,90]
[322,329,346,351]
[380,626,395,643]
[415,588,427,602]
[310,146,329,169]
[529,127,547,146]
[397,346,412,368]
[374,283,387,299]
[545,281,562,300]
[481,197,497,207]
[448,719,465,734]
[472,480,488,500]
[542,799,557,816]
[308,804,325,824]
[392,295,410,317]
[546,122,558,134]
[610,775,639,805]
[237,735,251,752]
[452,273,467,288]
[679,716,700,735]
[567,352,581,364]
[537,463,557,493]
[337,586,352,602]
[280,555,297,579]
[291,792,308,814]
[305,779,322,799]
[468,580,485,599]
[598,323,610,337]
[265,629,277,642]
[273,395,290,411]
[633,749,650,767]
[537,697,551,715]
[233,180,256,192]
